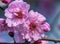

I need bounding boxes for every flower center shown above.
[29,23,36,31]
[16,12,23,19]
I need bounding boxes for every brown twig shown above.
[41,38,60,43]
[13,37,16,44]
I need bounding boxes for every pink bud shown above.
[2,0,11,4]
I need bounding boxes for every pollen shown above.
[29,23,36,31]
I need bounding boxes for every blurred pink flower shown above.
[21,10,50,43]
[0,18,14,32]
[0,18,7,32]
[2,0,11,4]
[39,0,54,14]
[5,0,30,27]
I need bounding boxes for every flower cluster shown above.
[0,0,50,44]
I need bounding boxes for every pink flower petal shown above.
[41,22,50,32]
[0,18,5,32]
[29,10,46,23]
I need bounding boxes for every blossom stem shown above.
[8,32,16,44]
[13,37,16,44]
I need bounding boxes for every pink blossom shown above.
[22,20,44,42]
[28,10,46,24]
[0,18,13,32]
[2,0,11,4]
[0,18,6,32]
[21,10,50,43]
[5,0,30,27]
[2,0,50,43]
[41,22,50,32]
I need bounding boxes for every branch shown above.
[0,38,60,44]
[41,38,60,43]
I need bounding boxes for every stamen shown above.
[16,11,23,19]
[29,23,36,31]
